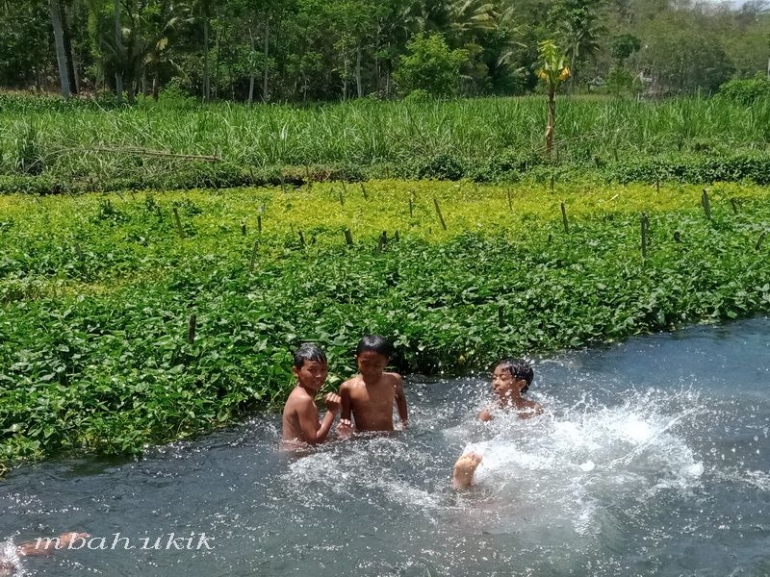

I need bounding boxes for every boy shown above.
[281,343,340,448]
[338,335,408,433]
[478,358,542,422]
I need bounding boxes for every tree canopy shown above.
[1,0,768,100]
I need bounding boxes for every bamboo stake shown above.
[560,202,569,234]
[756,231,767,251]
[701,188,711,220]
[172,207,185,239]
[187,314,197,344]
[249,239,259,271]
[74,146,221,162]
[434,198,447,230]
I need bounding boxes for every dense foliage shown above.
[2,95,770,195]
[1,181,770,466]
[1,0,768,100]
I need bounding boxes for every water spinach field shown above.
[1,180,770,468]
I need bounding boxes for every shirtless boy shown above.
[453,359,543,489]
[478,358,543,422]
[281,343,340,448]
[338,335,408,433]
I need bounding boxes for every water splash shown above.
[0,539,22,577]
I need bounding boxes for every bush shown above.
[717,74,770,105]
[415,153,466,180]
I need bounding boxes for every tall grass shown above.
[1,94,768,181]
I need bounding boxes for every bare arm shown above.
[298,394,339,445]
[338,382,353,435]
[394,375,408,427]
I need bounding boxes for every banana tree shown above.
[536,39,570,158]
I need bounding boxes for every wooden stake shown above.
[507,188,513,211]
[656,178,660,193]
[257,214,262,234]
[280,174,287,194]
[344,229,354,246]
[560,202,569,234]
[434,198,447,230]
[409,195,414,218]
[172,207,185,239]
[498,306,505,328]
[550,175,555,192]
[298,230,305,248]
[361,182,368,200]
[187,314,197,344]
[730,198,739,215]
[339,189,345,206]
[640,213,649,259]
[394,231,400,242]
[249,239,259,272]
[756,231,767,251]
[241,219,247,236]
[377,231,387,252]
[701,188,711,220]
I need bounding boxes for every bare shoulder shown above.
[340,376,361,391]
[384,372,403,386]
[284,387,311,412]
[519,399,544,418]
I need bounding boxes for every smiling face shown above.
[355,350,389,380]
[293,359,328,393]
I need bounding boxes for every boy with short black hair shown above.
[281,343,340,448]
[338,335,408,433]
[478,358,542,422]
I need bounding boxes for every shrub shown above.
[717,74,770,105]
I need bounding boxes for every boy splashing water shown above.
[454,358,543,489]
[478,358,542,422]
[338,335,408,433]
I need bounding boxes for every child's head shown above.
[492,358,534,400]
[355,335,393,379]
[293,343,328,392]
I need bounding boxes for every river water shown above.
[2,318,769,576]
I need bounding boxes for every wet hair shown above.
[495,358,534,393]
[293,343,327,369]
[355,334,393,358]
